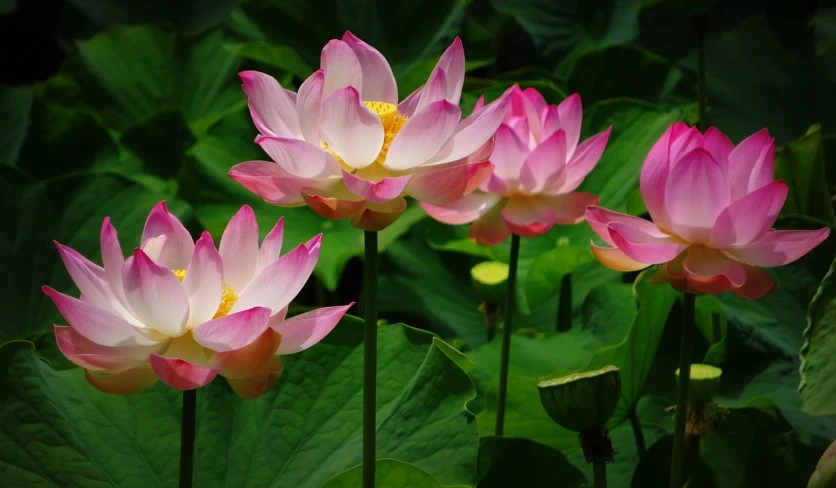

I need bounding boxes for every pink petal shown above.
[727,229,830,267]
[501,196,557,237]
[43,286,158,347]
[85,363,158,394]
[406,160,493,206]
[257,136,342,178]
[384,100,461,170]
[747,139,775,194]
[420,192,501,224]
[183,232,224,327]
[541,105,560,141]
[507,114,530,146]
[428,93,511,165]
[213,328,282,379]
[342,170,411,203]
[398,84,424,117]
[100,218,125,301]
[228,161,309,206]
[225,357,284,399]
[557,94,582,156]
[321,39,362,99]
[192,307,272,352]
[664,148,729,243]
[728,128,773,199]
[302,192,365,220]
[669,126,703,164]
[219,205,260,292]
[590,244,648,272]
[297,70,324,143]
[682,245,746,295]
[232,237,321,314]
[702,127,734,168]
[434,37,464,104]
[256,217,284,275]
[141,201,194,270]
[351,198,407,231]
[121,249,190,337]
[521,87,547,141]
[473,95,485,112]
[538,192,599,225]
[585,206,666,247]
[608,222,685,264]
[520,129,567,194]
[53,325,161,373]
[342,31,398,104]
[557,127,611,193]
[320,86,384,169]
[489,124,529,188]
[710,180,788,248]
[640,123,680,225]
[273,304,353,354]
[732,264,778,299]
[239,71,301,138]
[470,204,510,245]
[149,354,219,390]
[415,68,448,114]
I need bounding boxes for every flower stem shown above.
[179,389,196,488]
[363,230,379,488]
[495,233,520,436]
[629,410,647,457]
[693,15,709,132]
[670,293,696,488]
[593,459,607,488]
[556,273,573,332]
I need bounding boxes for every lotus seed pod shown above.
[538,365,622,432]
[471,261,509,303]
[809,441,836,488]
[676,363,722,409]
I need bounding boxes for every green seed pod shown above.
[538,365,622,432]
[676,363,722,409]
[471,261,509,303]
[809,441,836,488]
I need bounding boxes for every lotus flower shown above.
[421,87,609,245]
[44,203,352,398]
[229,32,510,231]
[586,123,830,298]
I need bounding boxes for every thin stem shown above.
[556,273,573,332]
[670,293,696,488]
[693,15,708,132]
[363,230,379,488]
[593,459,607,488]
[628,410,647,457]
[179,389,196,488]
[495,233,521,436]
[684,435,702,487]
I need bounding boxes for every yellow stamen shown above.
[172,269,239,319]
[321,100,408,169]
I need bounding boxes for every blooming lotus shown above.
[421,87,610,245]
[586,123,830,298]
[44,203,351,398]
[229,32,510,231]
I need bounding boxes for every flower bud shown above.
[538,365,622,432]
[808,441,836,488]
[676,363,722,409]
[471,261,509,303]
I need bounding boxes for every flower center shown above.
[173,269,239,319]
[322,101,408,170]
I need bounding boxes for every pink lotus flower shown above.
[44,202,352,398]
[586,123,830,298]
[229,32,510,231]
[421,87,609,245]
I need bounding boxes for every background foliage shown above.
[1,0,835,486]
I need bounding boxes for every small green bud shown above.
[809,441,836,488]
[676,363,722,408]
[538,365,622,432]
[471,261,509,303]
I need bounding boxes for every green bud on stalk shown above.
[675,363,722,409]
[471,261,509,303]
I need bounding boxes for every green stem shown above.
[629,410,647,457]
[556,273,573,332]
[684,435,701,487]
[363,230,379,488]
[670,293,696,488]
[495,233,521,436]
[593,459,607,488]
[179,389,196,488]
[693,15,708,132]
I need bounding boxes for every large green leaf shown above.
[0,321,480,487]
[800,254,836,415]
[775,124,836,225]
[62,25,243,133]
[0,84,34,163]
[66,0,239,33]
[323,460,468,488]
[476,437,586,487]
